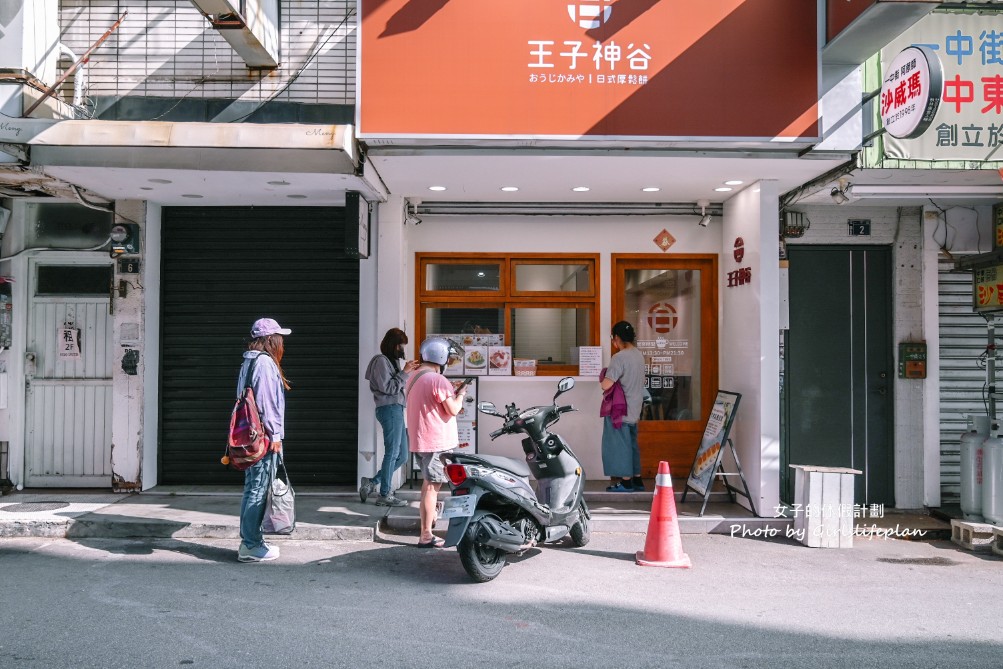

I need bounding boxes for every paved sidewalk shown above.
[0,485,952,542]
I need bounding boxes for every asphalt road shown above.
[1,532,1001,668]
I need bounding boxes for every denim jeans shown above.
[239,452,276,550]
[374,404,409,496]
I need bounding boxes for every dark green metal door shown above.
[159,207,359,486]
[782,246,894,505]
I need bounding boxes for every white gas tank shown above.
[982,434,1003,526]
[960,415,990,521]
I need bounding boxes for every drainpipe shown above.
[57,43,86,109]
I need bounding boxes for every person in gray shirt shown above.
[600,321,646,492]
[362,328,419,506]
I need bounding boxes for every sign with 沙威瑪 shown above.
[882,13,1003,160]
[973,263,1003,312]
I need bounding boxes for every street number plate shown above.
[440,494,475,519]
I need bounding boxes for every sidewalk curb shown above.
[0,519,376,541]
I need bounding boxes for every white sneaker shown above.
[238,543,280,563]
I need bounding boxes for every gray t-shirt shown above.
[607,346,646,424]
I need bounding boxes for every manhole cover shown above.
[0,502,71,513]
[877,557,959,566]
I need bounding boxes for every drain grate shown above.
[0,502,71,513]
[877,557,959,566]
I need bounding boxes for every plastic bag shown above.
[262,460,295,535]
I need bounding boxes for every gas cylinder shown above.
[960,415,989,521]
[982,432,1003,526]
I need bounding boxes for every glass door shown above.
[612,255,718,477]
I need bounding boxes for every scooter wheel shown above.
[458,516,507,583]
[570,501,591,547]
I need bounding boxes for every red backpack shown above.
[223,355,271,470]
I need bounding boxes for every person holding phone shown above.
[406,337,466,548]
[362,327,419,507]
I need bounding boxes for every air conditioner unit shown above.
[189,0,280,68]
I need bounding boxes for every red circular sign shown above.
[733,237,745,263]
[647,302,678,334]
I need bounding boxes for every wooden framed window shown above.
[416,253,599,375]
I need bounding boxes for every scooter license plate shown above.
[440,494,475,519]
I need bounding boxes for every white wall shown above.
[720,182,780,515]
[141,203,161,490]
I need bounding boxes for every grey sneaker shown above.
[237,543,280,563]
[359,477,376,503]
[375,493,407,507]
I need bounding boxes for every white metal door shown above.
[24,261,113,486]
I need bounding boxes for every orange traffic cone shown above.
[636,461,692,568]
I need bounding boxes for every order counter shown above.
[474,376,604,479]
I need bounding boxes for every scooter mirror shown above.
[478,401,502,417]
[554,376,575,402]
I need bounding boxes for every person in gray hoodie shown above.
[361,327,419,506]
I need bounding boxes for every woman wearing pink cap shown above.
[236,317,292,563]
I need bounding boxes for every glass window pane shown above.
[514,263,591,292]
[425,263,501,291]
[36,265,112,296]
[424,307,504,338]
[511,307,591,366]
[623,269,701,421]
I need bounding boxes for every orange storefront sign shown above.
[359,0,819,139]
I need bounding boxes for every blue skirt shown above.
[601,416,638,478]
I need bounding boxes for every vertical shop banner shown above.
[883,13,1003,160]
[359,0,818,139]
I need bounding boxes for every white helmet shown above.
[419,337,451,366]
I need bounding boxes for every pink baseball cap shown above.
[251,317,291,338]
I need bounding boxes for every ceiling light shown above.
[267,180,290,186]
[572,186,590,192]
[697,199,711,227]
[181,194,203,198]
[149,178,173,184]
[428,186,447,191]
[714,187,733,193]
[287,194,308,199]
[641,187,660,192]
[724,180,743,186]
[500,186,519,192]
[140,187,153,191]
[477,271,486,277]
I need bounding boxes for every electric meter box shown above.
[898,342,927,379]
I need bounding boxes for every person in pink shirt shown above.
[406,337,466,548]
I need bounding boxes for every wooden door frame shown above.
[611,254,719,477]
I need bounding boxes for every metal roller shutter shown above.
[159,207,359,486]
[939,261,998,504]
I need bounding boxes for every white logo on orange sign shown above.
[568,2,612,29]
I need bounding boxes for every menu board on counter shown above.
[578,346,603,377]
[488,346,512,375]
[430,333,503,377]
[464,346,488,375]
[452,377,478,455]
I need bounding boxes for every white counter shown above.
[474,375,605,479]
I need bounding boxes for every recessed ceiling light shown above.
[428,186,447,191]
[149,178,172,184]
[715,187,733,192]
[287,194,308,199]
[181,194,203,198]
[140,187,153,191]
[267,180,290,186]
[572,186,590,192]
[641,187,660,193]
[477,271,486,277]
[724,180,743,186]
[500,186,519,192]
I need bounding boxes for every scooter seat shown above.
[464,453,531,478]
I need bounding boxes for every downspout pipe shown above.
[57,42,86,109]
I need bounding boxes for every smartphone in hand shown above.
[455,377,475,392]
